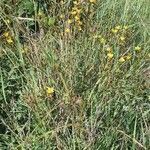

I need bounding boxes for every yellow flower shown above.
[106,47,112,52]
[72,7,78,11]
[119,57,125,62]
[135,46,141,51]
[38,10,43,17]
[107,53,114,59]
[75,15,80,21]
[65,28,70,33]
[3,31,9,37]
[71,11,77,15]
[89,0,96,3]
[111,29,118,33]
[46,87,54,95]
[77,20,82,25]
[6,37,13,44]
[98,35,102,38]
[120,36,125,41]
[78,26,82,31]
[73,1,78,5]
[60,1,64,4]
[22,47,29,54]
[126,54,131,60]
[93,35,98,38]
[67,19,72,24]
[60,14,65,19]
[115,25,121,30]
[123,25,128,30]
[6,19,10,24]
[100,38,106,44]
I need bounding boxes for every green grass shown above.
[0,0,150,149]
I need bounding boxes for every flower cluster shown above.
[93,24,142,63]
[3,31,13,44]
[63,0,83,33]
[59,0,96,34]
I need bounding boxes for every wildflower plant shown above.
[0,0,149,149]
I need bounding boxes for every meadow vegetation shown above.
[0,0,150,149]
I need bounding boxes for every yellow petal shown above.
[115,25,121,30]
[89,0,96,3]
[135,46,141,51]
[65,28,70,33]
[120,36,125,41]
[106,47,112,52]
[126,54,131,60]
[111,29,118,33]
[119,57,125,62]
[3,32,9,37]
[6,37,13,44]
[100,38,106,44]
[123,25,128,30]
[67,19,72,24]
[46,87,54,94]
[107,53,114,59]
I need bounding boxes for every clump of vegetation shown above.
[0,0,149,149]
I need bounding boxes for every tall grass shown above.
[0,0,150,149]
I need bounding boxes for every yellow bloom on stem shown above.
[6,19,10,24]
[60,1,64,4]
[126,54,131,60]
[107,53,114,59]
[46,87,54,95]
[77,20,82,25]
[73,1,78,5]
[60,14,65,19]
[71,11,77,15]
[75,15,80,21]
[72,7,78,11]
[93,35,98,38]
[22,47,28,54]
[89,0,96,3]
[119,57,125,62]
[65,28,70,33]
[123,25,128,30]
[67,19,72,24]
[135,46,141,51]
[78,26,82,31]
[100,38,106,44]
[98,35,102,38]
[6,37,13,44]
[120,36,125,41]
[3,31,9,37]
[38,10,43,17]
[115,25,121,30]
[111,28,118,33]
[106,47,112,52]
